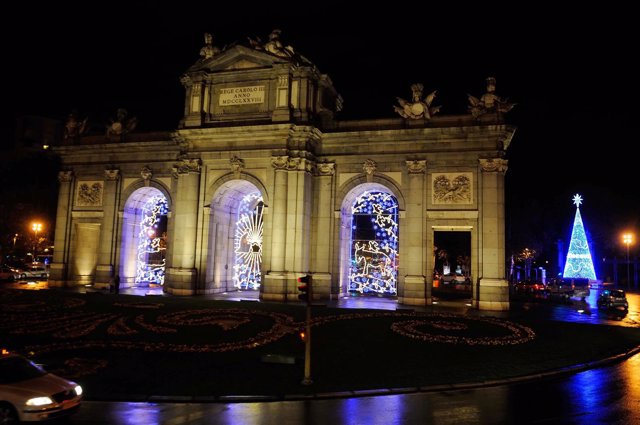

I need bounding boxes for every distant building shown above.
[50,32,515,310]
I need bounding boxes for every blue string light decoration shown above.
[233,192,264,290]
[563,194,597,280]
[349,191,399,295]
[136,195,168,285]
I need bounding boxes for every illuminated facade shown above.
[49,32,515,310]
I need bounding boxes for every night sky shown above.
[2,3,638,272]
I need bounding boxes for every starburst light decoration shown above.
[349,191,399,295]
[233,192,264,290]
[136,195,168,285]
[563,193,596,280]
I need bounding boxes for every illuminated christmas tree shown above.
[562,194,596,280]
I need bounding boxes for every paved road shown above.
[70,350,640,424]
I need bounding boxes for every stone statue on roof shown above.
[468,77,516,120]
[64,110,88,141]
[249,29,295,58]
[394,83,441,120]
[199,33,221,60]
[106,108,137,141]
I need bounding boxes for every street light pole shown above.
[32,222,42,261]
[623,233,633,288]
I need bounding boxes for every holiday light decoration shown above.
[563,194,597,280]
[349,191,399,295]
[233,192,264,290]
[136,195,168,285]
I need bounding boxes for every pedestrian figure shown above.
[114,274,120,295]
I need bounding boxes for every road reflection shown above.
[77,353,639,425]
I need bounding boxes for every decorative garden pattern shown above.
[0,289,536,378]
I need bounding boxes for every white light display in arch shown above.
[136,195,168,285]
[233,192,264,290]
[349,191,399,295]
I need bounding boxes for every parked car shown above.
[513,280,546,295]
[597,289,629,311]
[0,350,83,423]
[0,265,21,281]
[22,265,49,280]
[546,277,590,300]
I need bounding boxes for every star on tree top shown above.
[572,193,583,207]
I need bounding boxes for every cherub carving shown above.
[394,84,441,120]
[468,77,516,119]
[106,108,137,141]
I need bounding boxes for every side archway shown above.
[336,177,404,299]
[119,182,171,288]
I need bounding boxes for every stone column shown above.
[401,160,427,305]
[165,159,201,295]
[94,169,120,287]
[477,158,509,310]
[49,171,74,287]
[262,156,289,301]
[312,162,335,299]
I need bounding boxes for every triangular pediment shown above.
[187,45,291,73]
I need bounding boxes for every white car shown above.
[0,266,21,281]
[0,351,83,423]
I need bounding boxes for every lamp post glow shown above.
[623,233,633,287]
[32,222,42,258]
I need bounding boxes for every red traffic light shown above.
[298,275,311,284]
[297,274,312,303]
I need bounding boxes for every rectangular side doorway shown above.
[433,231,471,299]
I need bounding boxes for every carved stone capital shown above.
[363,159,377,182]
[405,160,426,174]
[140,166,153,186]
[173,158,202,178]
[104,169,120,181]
[180,74,192,86]
[58,170,73,183]
[230,155,245,177]
[479,158,508,173]
[277,75,289,88]
[271,156,289,170]
[316,162,335,176]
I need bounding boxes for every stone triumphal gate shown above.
[51,31,515,310]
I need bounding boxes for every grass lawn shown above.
[1,288,639,400]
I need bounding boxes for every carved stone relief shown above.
[432,172,473,205]
[76,181,103,207]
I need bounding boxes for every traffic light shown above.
[297,274,312,304]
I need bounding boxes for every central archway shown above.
[208,179,265,293]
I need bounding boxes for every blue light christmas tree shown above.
[562,194,597,280]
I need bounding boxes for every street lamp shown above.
[32,222,42,259]
[622,233,633,288]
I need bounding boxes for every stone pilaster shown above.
[312,162,335,299]
[49,171,74,287]
[400,160,427,305]
[477,158,509,311]
[262,156,292,301]
[165,158,201,295]
[94,169,120,287]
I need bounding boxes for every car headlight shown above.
[74,385,83,396]
[25,396,54,406]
